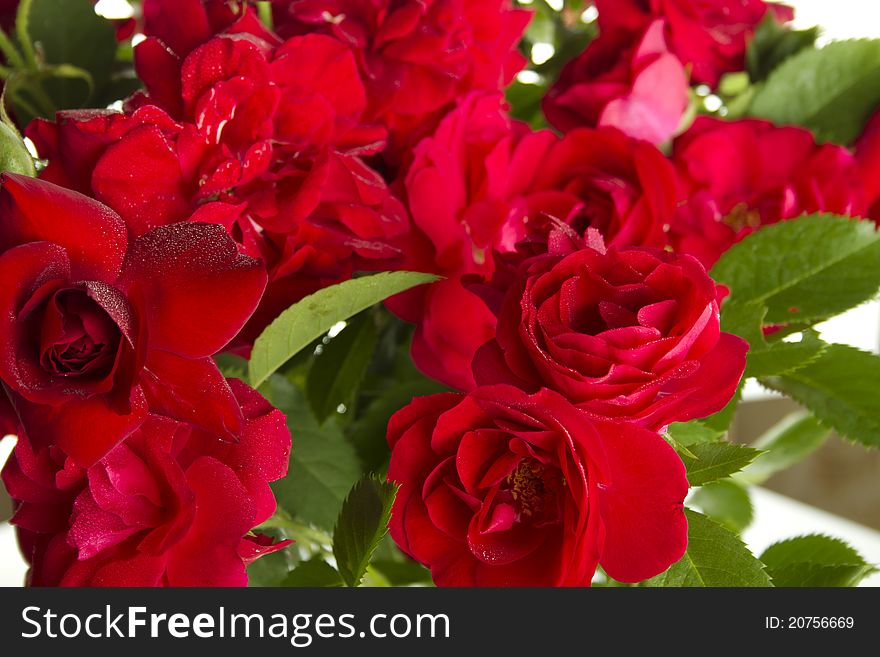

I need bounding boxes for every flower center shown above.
[40,288,122,378]
[507,458,562,519]
[722,202,762,232]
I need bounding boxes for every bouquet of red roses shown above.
[0,0,878,587]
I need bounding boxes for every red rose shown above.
[388,93,555,389]
[271,0,531,161]
[392,94,679,389]
[2,379,291,587]
[543,20,689,145]
[522,125,678,251]
[0,174,266,466]
[30,30,409,347]
[669,117,868,268]
[596,0,794,87]
[474,233,747,429]
[387,386,688,586]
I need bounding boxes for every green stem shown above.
[0,28,24,70]
[15,0,37,70]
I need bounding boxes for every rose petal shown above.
[9,386,148,468]
[593,420,688,583]
[119,222,266,358]
[0,174,128,282]
[140,350,244,442]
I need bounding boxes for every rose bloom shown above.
[29,27,408,346]
[2,380,291,586]
[387,385,688,586]
[473,231,747,429]
[595,0,794,87]
[0,174,266,466]
[269,0,531,161]
[669,117,869,268]
[543,20,689,145]
[522,125,678,251]
[393,92,679,389]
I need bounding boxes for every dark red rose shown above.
[391,94,679,389]
[2,379,291,587]
[543,20,689,145]
[596,0,794,87]
[271,0,530,161]
[388,93,555,389]
[473,233,747,429]
[387,385,688,586]
[0,174,266,466]
[29,30,408,348]
[856,110,880,220]
[669,117,868,268]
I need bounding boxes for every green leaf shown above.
[249,271,439,388]
[766,563,877,587]
[746,13,819,83]
[307,313,378,423]
[214,353,247,380]
[0,120,35,176]
[690,480,754,533]
[666,420,724,447]
[506,79,547,128]
[749,39,880,144]
[347,377,448,473]
[736,412,831,485]
[679,442,763,487]
[744,330,827,379]
[23,0,117,109]
[370,559,434,587]
[266,376,361,530]
[718,299,766,346]
[711,214,880,330]
[646,510,772,587]
[333,477,398,587]
[282,558,344,587]
[763,344,880,449]
[760,535,876,587]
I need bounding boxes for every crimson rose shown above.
[392,94,679,389]
[30,28,409,346]
[473,233,747,429]
[387,385,688,586]
[669,117,868,268]
[0,174,266,466]
[2,380,291,586]
[521,125,678,251]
